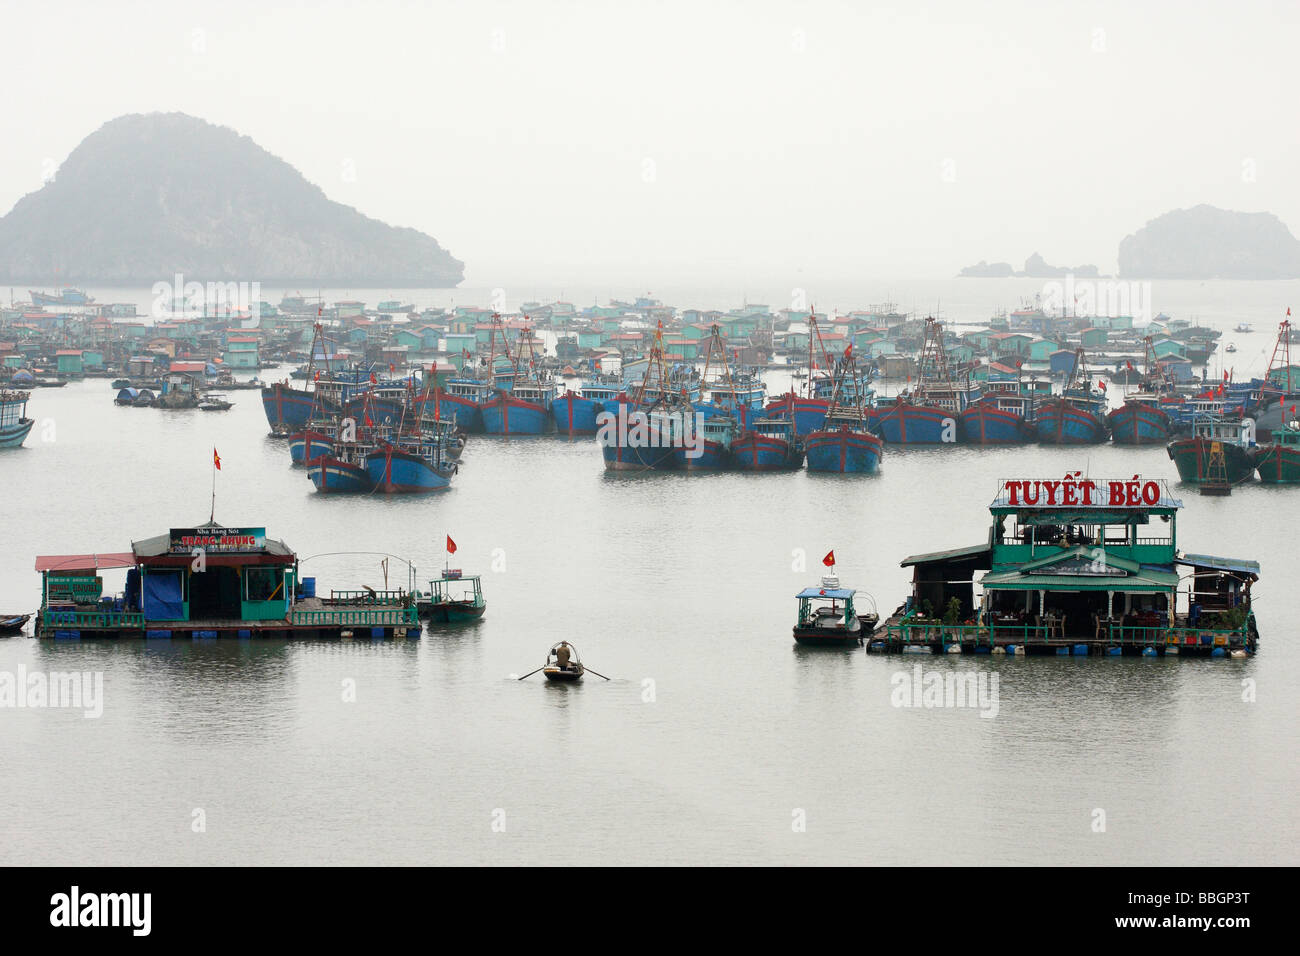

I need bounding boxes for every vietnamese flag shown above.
[843,343,853,360]
[213,448,221,470]
[822,550,835,567]
[1098,379,1106,391]
[446,535,457,554]
[369,372,377,384]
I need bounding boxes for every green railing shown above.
[43,609,145,629]
[326,590,408,604]
[291,606,418,626]
[882,613,1251,648]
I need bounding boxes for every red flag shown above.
[843,343,853,360]
[1125,360,1134,371]
[446,535,457,554]
[213,448,221,470]
[1098,379,1106,391]
[389,362,396,374]
[1223,370,1229,382]
[822,550,835,567]
[369,372,377,384]
[313,370,320,382]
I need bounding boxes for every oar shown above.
[583,666,611,680]
[516,666,545,680]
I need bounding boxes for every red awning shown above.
[34,553,136,573]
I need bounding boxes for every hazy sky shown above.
[3,0,1298,286]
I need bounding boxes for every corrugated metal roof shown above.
[900,544,991,567]
[1178,553,1261,576]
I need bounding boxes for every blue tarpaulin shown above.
[143,572,184,620]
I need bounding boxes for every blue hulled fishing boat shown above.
[1107,396,1172,444]
[364,442,456,493]
[732,418,804,470]
[804,359,884,474]
[599,321,692,471]
[1036,348,1109,444]
[0,389,34,449]
[307,450,373,493]
[872,318,977,444]
[480,317,556,435]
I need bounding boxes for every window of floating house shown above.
[245,566,284,602]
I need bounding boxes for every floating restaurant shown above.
[876,474,1259,656]
[33,523,421,639]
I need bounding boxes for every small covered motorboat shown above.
[0,613,31,635]
[198,393,234,411]
[793,574,876,646]
[419,570,486,623]
[543,641,585,681]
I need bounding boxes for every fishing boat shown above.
[1107,395,1172,444]
[542,641,585,682]
[1167,414,1257,486]
[198,394,234,411]
[419,570,486,622]
[732,418,804,470]
[1036,348,1109,444]
[364,440,456,493]
[551,379,623,435]
[675,325,740,470]
[600,322,692,471]
[763,314,838,436]
[1254,419,1300,483]
[804,358,884,474]
[0,389,35,448]
[288,426,337,466]
[872,317,976,443]
[793,573,874,646]
[1107,338,1174,444]
[306,449,374,493]
[959,378,1040,444]
[0,613,30,635]
[261,324,338,433]
[480,317,557,435]
[31,287,93,306]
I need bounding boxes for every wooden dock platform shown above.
[868,612,1255,657]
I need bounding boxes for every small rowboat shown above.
[543,641,585,682]
[0,613,31,635]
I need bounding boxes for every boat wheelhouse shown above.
[876,476,1259,656]
[34,523,421,639]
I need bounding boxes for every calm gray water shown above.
[2,280,1298,865]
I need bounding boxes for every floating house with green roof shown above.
[878,475,1259,656]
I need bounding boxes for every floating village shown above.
[0,287,1282,662]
